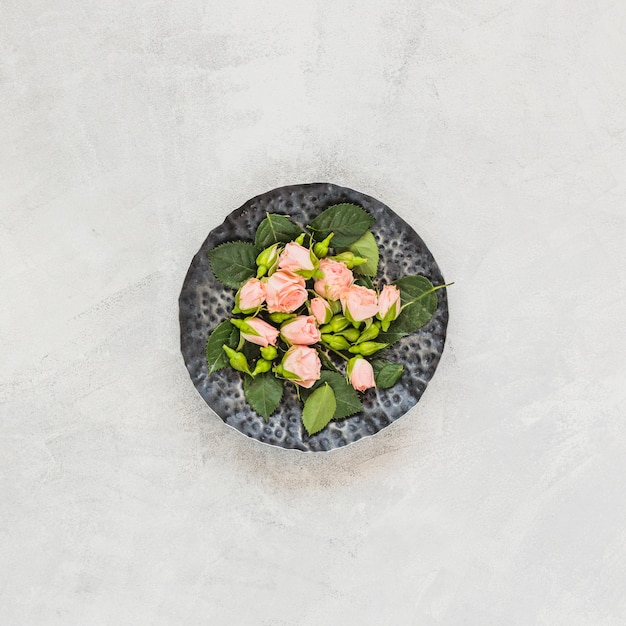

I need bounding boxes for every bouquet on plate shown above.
[205,203,448,436]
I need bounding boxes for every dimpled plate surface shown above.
[179,183,448,452]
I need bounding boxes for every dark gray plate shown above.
[179,183,448,452]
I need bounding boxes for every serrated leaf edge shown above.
[205,320,235,375]
[255,213,302,249]
[302,383,336,436]
[207,240,257,289]
[309,204,375,246]
[243,374,283,421]
[317,370,363,421]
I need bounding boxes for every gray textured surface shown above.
[2,1,626,624]
[179,183,448,451]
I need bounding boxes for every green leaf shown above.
[241,341,261,362]
[354,274,375,290]
[342,230,379,276]
[206,321,238,374]
[208,241,257,289]
[371,359,404,389]
[302,371,363,420]
[302,383,336,436]
[255,213,303,250]
[309,203,375,248]
[377,329,409,346]
[391,275,440,334]
[243,372,283,421]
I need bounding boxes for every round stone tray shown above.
[179,183,448,451]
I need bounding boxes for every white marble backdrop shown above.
[1,1,625,624]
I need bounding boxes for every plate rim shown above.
[179,182,449,452]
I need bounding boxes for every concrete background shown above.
[1,1,625,624]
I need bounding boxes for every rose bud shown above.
[234,277,266,313]
[222,345,252,375]
[231,317,279,348]
[330,251,368,269]
[377,285,402,331]
[321,334,351,351]
[280,345,322,388]
[268,312,296,324]
[260,346,278,361]
[280,315,322,346]
[278,242,316,274]
[348,341,389,356]
[356,320,380,344]
[314,258,354,301]
[265,270,308,314]
[347,356,376,392]
[256,243,280,278]
[340,284,379,322]
[337,327,360,343]
[251,359,272,376]
[310,297,333,325]
[313,232,334,258]
[320,315,349,334]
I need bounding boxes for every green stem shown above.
[327,347,349,361]
[400,282,455,312]
[433,281,454,291]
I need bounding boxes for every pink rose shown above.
[310,297,333,325]
[348,356,376,392]
[278,242,315,273]
[280,315,321,345]
[240,317,279,347]
[265,270,308,313]
[377,285,401,324]
[340,284,379,322]
[314,258,353,301]
[281,345,322,388]
[236,278,266,313]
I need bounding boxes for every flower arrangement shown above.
[205,203,449,436]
